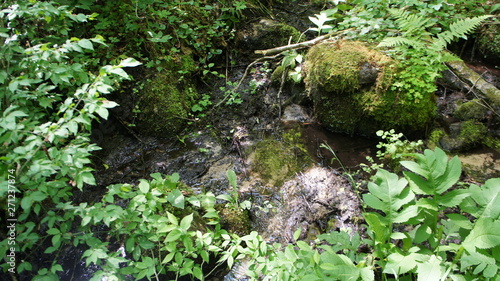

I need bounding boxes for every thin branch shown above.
[254,28,354,56]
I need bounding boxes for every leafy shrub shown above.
[234,148,500,280]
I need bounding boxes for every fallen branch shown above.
[254,28,354,56]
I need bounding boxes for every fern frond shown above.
[388,8,434,36]
[433,15,491,50]
[378,37,424,49]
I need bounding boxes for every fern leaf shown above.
[433,15,491,50]
[378,37,424,49]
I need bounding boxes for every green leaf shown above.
[46,228,60,235]
[363,212,390,243]
[179,214,193,232]
[167,189,185,209]
[227,169,237,189]
[78,39,94,50]
[363,169,414,225]
[463,217,500,251]
[437,189,469,207]
[416,255,445,281]
[164,229,182,242]
[119,58,142,68]
[162,252,175,264]
[138,180,150,193]
[384,252,419,275]
[166,212,178,225]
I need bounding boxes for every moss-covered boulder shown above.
[303,40,436,135]
[137,55,198,137]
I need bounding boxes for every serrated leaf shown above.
[384,252,419,275]
[463,217,500,251]
[365,169,414,225]
[416,255,445,281]
[437,189,469,207]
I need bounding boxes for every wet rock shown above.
[282,104,312,123]
[262,166,362,243]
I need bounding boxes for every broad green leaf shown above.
[166,212,178,226]
[467,179,500,219]
[138,180,150,193]
[445,213,473,230]
[437,189,469,207]
[416,255,445,281]
[401,160,430,178]
[363,169,414,225]
[164,229,182,242]
[227,169,237,189]
[179,214,193,232]
[463,217,500,251]
[167,189,185,209]
[384,252,419,275]
[364,212,390,243]
[78,39,94,50]
[434,155,461,194]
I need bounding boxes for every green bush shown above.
[235,148,500,281]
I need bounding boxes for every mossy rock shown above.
[304,40,436,135]
[438,121,488,151]
[137,55,198,137]
[216,205,251,236]
[235,19,301,52]
[251,128,312,186]
[454,99,488,120]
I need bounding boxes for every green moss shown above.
[138,55,198,137]
[305,41,386,93]
[459,120,487,145]
[217,205,251,236]
[252,127,312,186]
[454,99,487,120]
[427,128,446,149]
[304,40,436,134]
